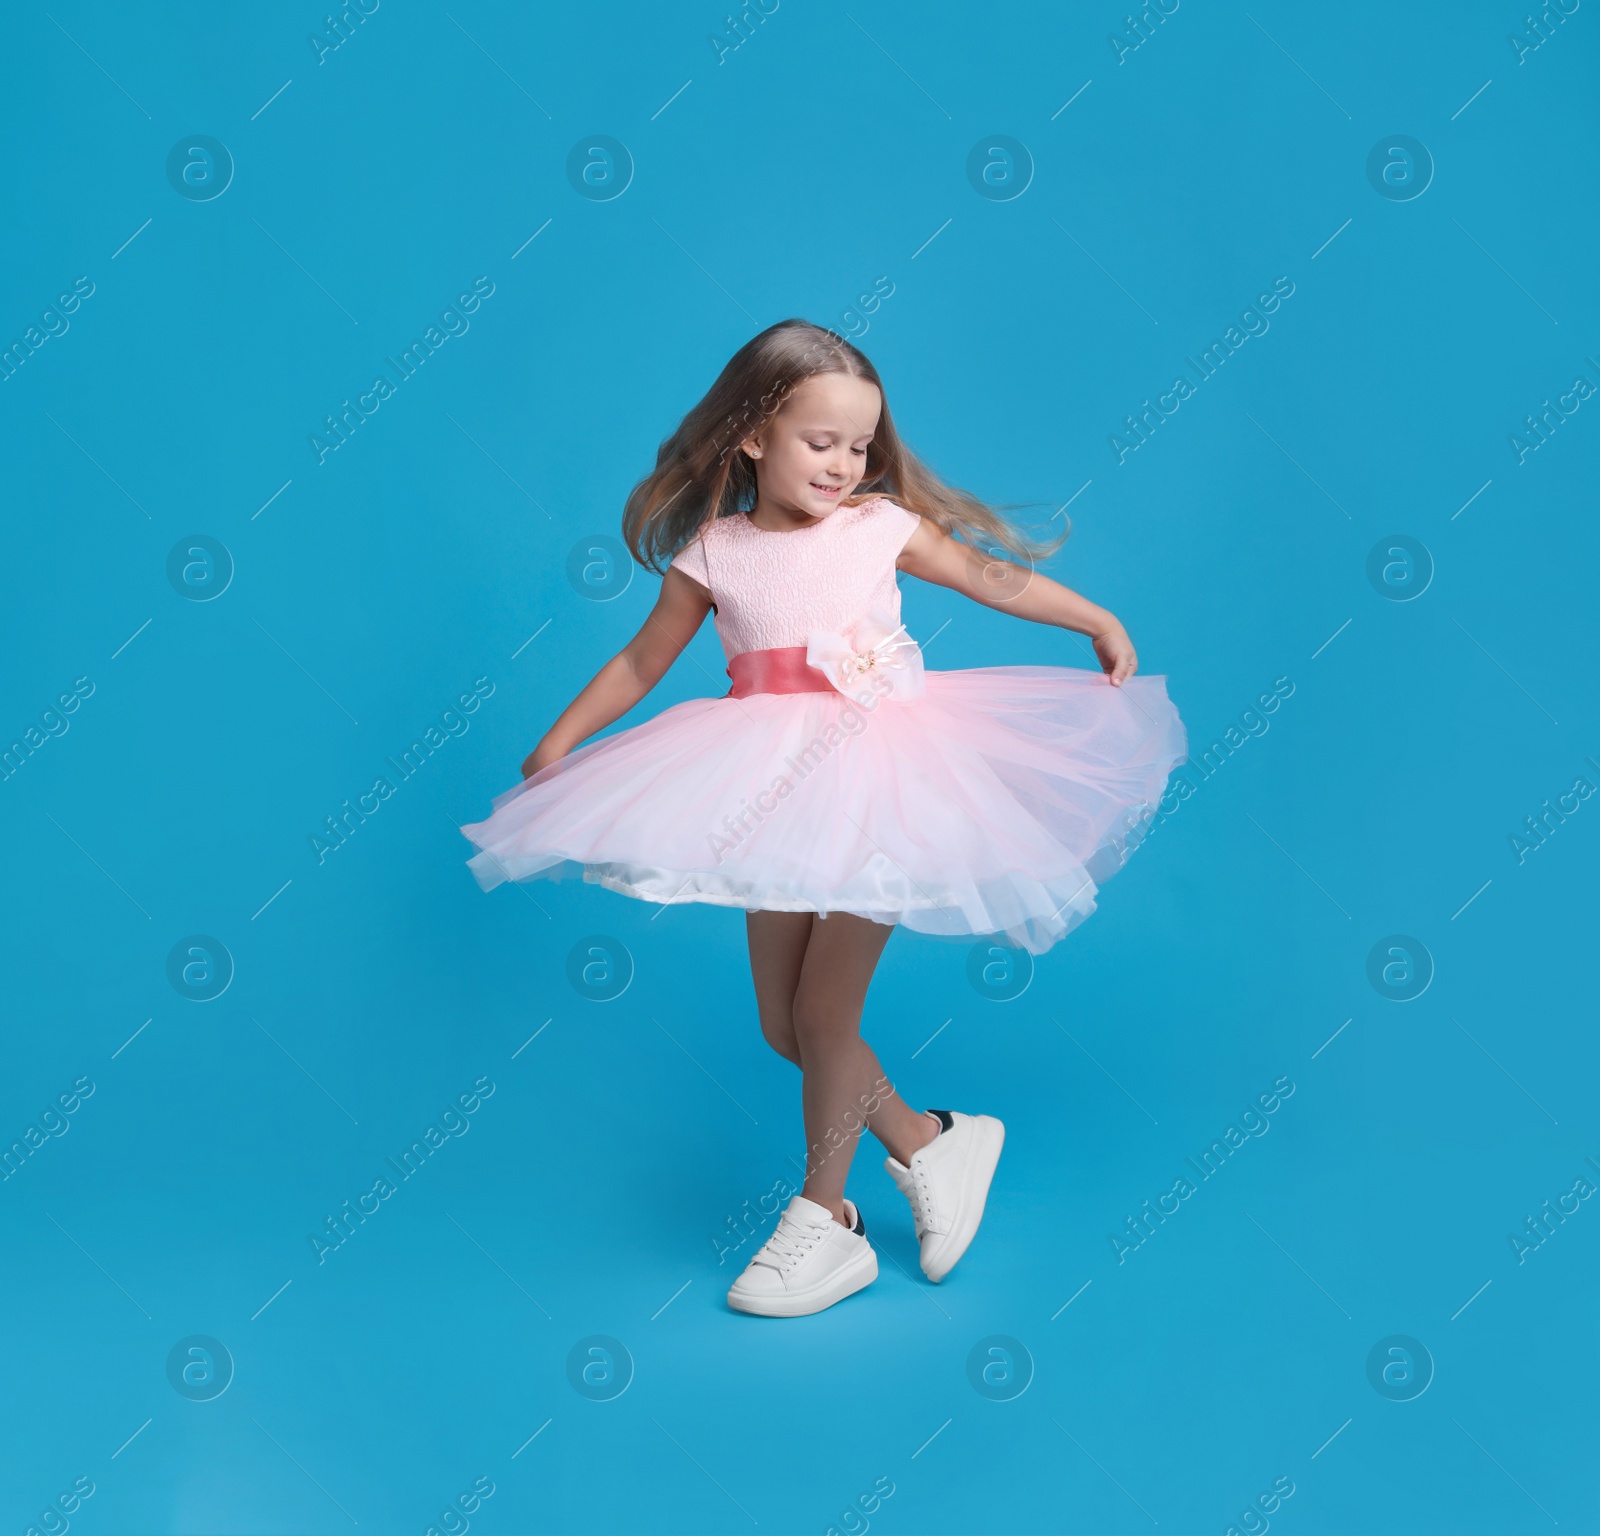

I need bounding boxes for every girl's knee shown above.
[757,1011,802,1064]
[791,999,859,1051]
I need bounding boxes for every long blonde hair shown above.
[622,319,1066,573]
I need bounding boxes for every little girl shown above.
[460,320,1185,1318]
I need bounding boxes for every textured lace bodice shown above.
[669,495,921,660]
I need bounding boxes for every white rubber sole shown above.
[923,1116,1005,1282]
[726,1244,879,1318]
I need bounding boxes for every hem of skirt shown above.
[470,857,1103,954]
[587,866,1097,954]
[463,790,1169,954]
[584,866,977,919]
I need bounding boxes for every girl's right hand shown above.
[1092,622,1138,686]
[513,569,712,784]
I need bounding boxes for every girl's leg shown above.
[744,911,810,1065]
[743,911,1004,1293]
[787,911,937,1222]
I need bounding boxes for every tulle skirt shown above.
[460,667,1185,955]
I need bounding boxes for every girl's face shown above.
[741,372,881,520]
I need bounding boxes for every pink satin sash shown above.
[726,646,836,699]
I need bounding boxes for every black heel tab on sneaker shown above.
[927,1109,955,1134]
[848,1201,866,1237]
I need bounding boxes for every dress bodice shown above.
[669,495,921,661]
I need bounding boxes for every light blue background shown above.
[2,2,1597,1531]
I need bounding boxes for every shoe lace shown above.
[907,1158,941,1236]
[757,1213,828,1272]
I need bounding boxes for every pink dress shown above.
[459,495,1186,955]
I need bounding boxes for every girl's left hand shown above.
[1093,624,1138,686]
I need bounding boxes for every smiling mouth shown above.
[810,482,843,495]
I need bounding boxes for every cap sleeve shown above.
[670,534,710,590]
[866,495,921,554]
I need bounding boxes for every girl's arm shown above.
[522,567,712,776]
[896,519,1138,685]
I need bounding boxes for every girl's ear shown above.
[739,430,763,460]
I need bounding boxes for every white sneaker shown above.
[726,1194,877,1317]
[885,1109,1005,1282]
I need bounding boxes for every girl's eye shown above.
[851,447,866,456]
[807,442,828,451]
